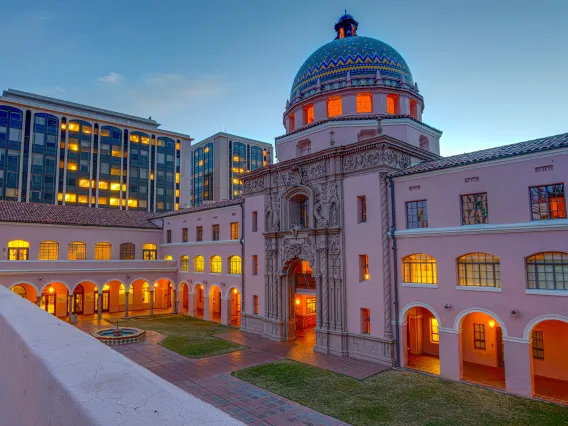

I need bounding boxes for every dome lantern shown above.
[334,11,358,39]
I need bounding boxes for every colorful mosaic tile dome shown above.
[290,29,414,99]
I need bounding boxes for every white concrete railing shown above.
[0,286,241,426]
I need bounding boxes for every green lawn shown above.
[121,315,246,358]
[233,360,568,426]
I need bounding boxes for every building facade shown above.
[189,132,273,207]
[0,89,192,212]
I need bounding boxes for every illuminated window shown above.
[68,242,86,260]
[339,27,345,39]
[303,104,314,124]
[212,224,220,241]
[194,255,205,272]
[361,308,370,334]
[128,199,138,208]
[67,162,78,171]
[229,256,242,275]
[327,96,342,117]
[119,284,126,305]
[359,255,369,281]
[386,94,399,114]
[142,282,151,303]
[196,226,203,242]
[120,243,135,260]
[98,181,109,190]
[182,227,188,242]
[78,179,90,188]
[112,149,121,157]
[306,297,316,315]
[253,295,259,315]
[98,197,107,205]
[356,93,372,113]
[68,143,79,152]
[458,253,500,287]
[142,243,157,260]
[78,195,88,204]
[11,285,27,299]
[402,254,437,284]
[430,318,440,343]
[532,330,544,359]
[288,113,295,132]
[164,255,173,260]
[8,240,30,260]
[94,242,112,260]
[527,252,568,290]
[530,184,566,220]
[39,241,58,260]
[130,134,140,143]
[65,193,77,203]
[110,182,121,191]
[141,136,150,144]
[210,255,222,273]
[231,222,239,240]
[180,255,189,272]
[109,198,119,206]
[176,173,180,184]
[474,323,486,350]
[410,99,418,119]
[68,123,79,132]
[252,255,258,275]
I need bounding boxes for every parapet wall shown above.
[0,286,241,426]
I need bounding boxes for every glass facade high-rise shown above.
[0,89,191,212]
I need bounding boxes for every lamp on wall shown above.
[126,274,131,280]
[510,308,520,317]
[220,282,226,287]
[443,303,451,310]
[488,319,496,328]
[295,298,300,306]
[38,276,43,281]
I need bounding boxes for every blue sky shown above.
[3,0,567,156]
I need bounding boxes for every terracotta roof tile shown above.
[391,132,568,177]
[155,199,242,219]
[0,201,160,229]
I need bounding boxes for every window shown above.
[288,113,295,132]
[68,242,86,260]
[356,93,372,113]
[419,135,429,151]
[7,240,29,260]
[229,255,242,275]
[357,195,367,223]
[430,318,439,343]
[94,242,112,260]
[210,255,222,273]
[306,297,316,315]
[289,194,309,229]
[253,295,259,315]
[252,211,258,232]
[118,284,126,305]
[461,193,488,225]
[406,200,428,229]
[252,255,258,275]
[212,224,220,241]
[194,255,205,272]
[182,228,188,242]
[327,96,342,117]
[143,243,157,260]
[142,282,151,304]
[402,254,437,284]
[164,255,173,260]
[166,229,172,243]
[530,184,566,220]
[180,255,189,271]
[386,94,399,114]
[11,285,27,299]
[473,323,486,350]
[303,104,314,124]
[458,253,501,287]
[360,255,370,281]
[120,243,135,260]
[297,139,311,156]
[526,252,568,290]
[39,241,58,260]
[231,222,239,240]
[532,330,544,359]
[410,99,418,119]
[196,226,203,241]
[361,308,371,334]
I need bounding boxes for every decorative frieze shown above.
[535,165,553,173]
[464,176,479,183]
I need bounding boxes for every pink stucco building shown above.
[1,13,567,403]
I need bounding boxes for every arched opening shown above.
[459,311,506,390]
[356,92,373,113]
[8,240,30,260]
[228,256,242,275]
[72,284,84,315]
[40,284,57,315]
[209,286,221,323]
[296,139,311,157]
[39,240,59,260]
[142,243,157,260]
[180,255,189,271]
[419,135,429,151]
[74,281,97,315]
[210,255,222,273]
[230,288,241,327]
[10,283,37,303]
[194,255,204,272]
[403,306,440,375]
[194,284,204,318]
[164,255,173,261]
[528,318,568,401]
[120,243,135,260]
[327,95,342,117]
[68,241,86,260]
[289,194,309,229]
[180,282,189,314]
[286,259,317,344]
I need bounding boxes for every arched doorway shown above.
[40,285,57,315]
[403,305,440,375]
[458,310,506,390]
[230,288,241,327]
[72,284,84,315]
[527,318,568,402]
[209,286,221,323]
[10,283,37,303]
[180,282,189,314]
[194,284,204,318]
[286,259,316,342]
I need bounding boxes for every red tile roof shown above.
[155,199,242,219]
[391,132,568,177]
[0,201,160,229]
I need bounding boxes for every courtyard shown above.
[76,315,568,425]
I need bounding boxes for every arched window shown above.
[410,99,418,119]
[290,194,309,229]
[327,96,342,117]
[8,240,30,260]
[194,256,205,272]
[38,240,59,260]
[180,255,189,272]
[288,113,295,132]
[142,282,151,303]
[419,135,429,151]
[164,255,173,260]
[356,93,372,113]
[229,256,242,275]
[296,139,311,157]
[402,254,437,284]
[119,284,126,305]
[303,104,314,124]
[120,243,135,260]
[386,94,399,114]
[94,242,112,260]
[210,255,222,273]
[458,253,501,288]
[142,243,157,260]
[68,241,86,260]
[11,285,27,298]
[527,252,568,291]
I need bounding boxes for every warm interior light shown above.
[295,298,300,306]
[488,319,496,328]
[103,284,110,290]
[233,288,238,294]
[365,273,370,280]
[154,283,158,288]
[48,287,54,293]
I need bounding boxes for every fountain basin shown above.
[91,327,146,345]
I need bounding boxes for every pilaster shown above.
[504,338,533,398]
[439,328,463,381]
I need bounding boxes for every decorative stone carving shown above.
[243,177,264,194]
[281,237,315,268]
[264,192,280,232]
[342,148,411,171]
[302,161,327,182]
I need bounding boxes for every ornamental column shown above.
[504,337,534,398]
[68,293,73,316]
[439,328,463,381]
[173,284,178,314]
[149,290,154,316]
[124,291,129,318]
[97,288,102,321]
[36,296,41,307]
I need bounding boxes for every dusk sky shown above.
[3,0,567,156]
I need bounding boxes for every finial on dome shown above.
[316,78,322,93]
[334,12,358,39]
[375,70,383,85]
[400,74,406,87]
[286,99,290,108]
[294,89,301,101]
[414,82,419,92]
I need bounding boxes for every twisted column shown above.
[380,173,393,338]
